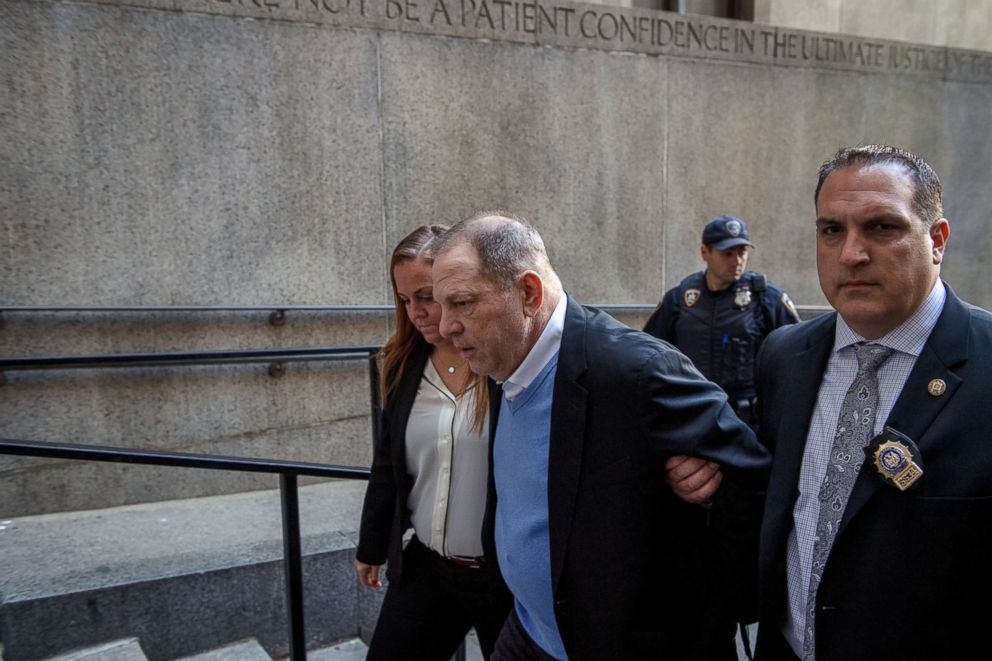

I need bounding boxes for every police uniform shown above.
[643,216,800,427]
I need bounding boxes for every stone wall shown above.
[754,0,992,53]
[2,0,990,515]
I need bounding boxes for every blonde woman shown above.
[356,225,510,660]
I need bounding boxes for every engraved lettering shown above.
[597,12,618,41]
[430,0,452,25]
[537,2,555,33]
[522,1,536,33]
[686,21,701,49]
[656,18,673,47]
[579,9,595,39]
[735,27,753,54]
[672,19,686,48]
[475,0,494,30]
[619,14,636,43]
[492,0,511,29]
[718,25,730,52]
[558,7,575,36]
[196,0,989,82]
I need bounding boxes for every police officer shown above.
[644,215,800,428]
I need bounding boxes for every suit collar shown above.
[547,295,589,593]
[882,281,970,439]
[762,313,836,551]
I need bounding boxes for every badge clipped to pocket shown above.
[865,427,924,491]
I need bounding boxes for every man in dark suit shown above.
[671,144,992,660]
[431,211,771,660]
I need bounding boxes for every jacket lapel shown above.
[548,296,589,593]
[841,284,969,531]
[482,377,503,561]
[390,341,431,478]
[762,314,836,560]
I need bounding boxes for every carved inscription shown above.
[192,0,992,80]
[209,0,368,16]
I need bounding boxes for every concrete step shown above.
[286,632,484,661]
[174,638,272,661]
[301,638,367,661]
[0,481,380,661]
[43,638,148,661]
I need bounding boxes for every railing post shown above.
[280,474,307,660]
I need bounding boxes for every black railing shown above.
[0,345,384,442]
[0,303,830,313]
[0,437,370,660]
[0,345,386,658]
[0,303,657,328]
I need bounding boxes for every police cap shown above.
[702,215,754,250]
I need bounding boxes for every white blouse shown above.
[405,359,489,558]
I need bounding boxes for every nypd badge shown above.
[734,286,752,309]
[866,427,924,491]
[782,292,799,319]
[725,219,742,237]
[684,288,701,307]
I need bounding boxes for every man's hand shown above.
[665,455,723,504]
[355,560,382,588]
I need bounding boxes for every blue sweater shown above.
[494,351,567,660]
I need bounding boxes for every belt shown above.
[442,554,486,570]
[412,538,487,570]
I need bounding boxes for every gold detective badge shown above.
[867,427,924,491]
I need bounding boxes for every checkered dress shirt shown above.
[782,280,947,657]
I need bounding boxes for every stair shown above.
[43,638,148,661]
[302,638,368,661]
[0,481,381,660]
[174,638,272,661]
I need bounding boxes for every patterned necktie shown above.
[803,343,894,660]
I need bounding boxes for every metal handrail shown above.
[0,303,653,330]
[0,304,651,311]
[0,347,385,659]
[0,346,381,372]
[0,303,833,311]
[0,345,384,443]
[0,438,371,661]
[0,305,395,312]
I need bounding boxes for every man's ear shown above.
[519,271,544,318]
[931,218,950,265]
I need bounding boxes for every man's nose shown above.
[839,231,870,265]
[439,309,458,338]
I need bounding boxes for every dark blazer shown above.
[755,284,992,661]
[356,340,430,586]
[483,296,771,661]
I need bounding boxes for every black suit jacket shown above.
[483,296,770,660]
[755,284,992,661]
[356,340,430,585]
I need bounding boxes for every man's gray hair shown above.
[437,210,554,289]
[814,145,943,227]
